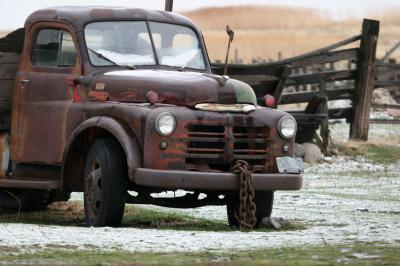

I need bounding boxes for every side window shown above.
[32,29,77,67]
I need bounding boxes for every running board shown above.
[0,178,60,190]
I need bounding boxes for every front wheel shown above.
[83,139,126,227]
[227,191,274,228]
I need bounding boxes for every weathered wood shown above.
[0,53,21,64]
[0,28,25,53]
[273,65,290,107]
[369,119,400,124]
[372,103,400,109]
[212,49,358,76]
[0,80,14,98]
[279,88,353,104]
[0,115,10,131]
[350,19,380,140]
[381,40,400,62]
[0,64,19,80]
[328,108,352,120]
[290,48,358,68]
[288,70,356,86]
[212,62,283,76]
[374,80,400,87]
[0,98,11,113]
[273,34,361,66]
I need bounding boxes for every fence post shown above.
[350,19,380,141]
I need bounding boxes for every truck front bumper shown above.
[133,168,302,191]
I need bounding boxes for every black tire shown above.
[227,191,274,228]
[83,138,126,227]
[0,189,50,211]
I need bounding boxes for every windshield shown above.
[85,21,206,70]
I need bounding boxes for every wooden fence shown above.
[212,19,385,152]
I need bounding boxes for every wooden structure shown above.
[0,29,24,131]
[213,19,381,146]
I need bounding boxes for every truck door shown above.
[11,23,81,165]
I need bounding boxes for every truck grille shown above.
[186,123,269,171]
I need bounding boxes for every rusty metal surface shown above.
[143,106,293,173]
[4,6,299,195]
[134,168,302,191]
[25,6,197,35]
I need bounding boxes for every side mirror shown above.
[224,25,235,76]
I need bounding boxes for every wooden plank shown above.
[272,34,361,66]
[372,103,400,109]
[0,115,10,131]
[0,98,11,113]
[0,52,21,64]
[212,63,284,76]
[212,48,358,76]
[290,48,358,68]
[287,70,356,86]
[381,40,400,62]
[229,74,279,84]
[278,88,353,104]
[0,80,14,98]
[328,108,352,120]
[0,63,18,79]
[350,19,380,140]
[0,28,25,53]
[273,65,290,107]
[374,80,400,87]
[369,119,400,124]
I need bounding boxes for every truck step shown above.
[0,178,60,190]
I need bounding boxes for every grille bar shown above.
[186,122,269,171]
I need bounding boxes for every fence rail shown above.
[212,19,390,151]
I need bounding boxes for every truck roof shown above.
[25,6,198,31]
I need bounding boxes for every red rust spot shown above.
[73,88,82,102]
[88,90,109,102]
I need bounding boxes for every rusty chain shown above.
[230,160,257,229]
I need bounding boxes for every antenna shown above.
[165,0,173,12]
[224,25,235,76]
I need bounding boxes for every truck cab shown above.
[0,6,302,228]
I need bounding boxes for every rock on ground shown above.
[301,143,322,164]
[373,88,397,105]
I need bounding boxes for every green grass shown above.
[338,143,400,165]
[0,202,306,232]
[0,242,399,265]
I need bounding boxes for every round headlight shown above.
[278,116,297,139]
[155,112,176,136]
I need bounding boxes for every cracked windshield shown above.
[85,21,205,70]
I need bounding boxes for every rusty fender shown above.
[62,116,142,180]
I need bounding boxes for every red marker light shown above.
[264,95,276,108]
[146,91,159,105]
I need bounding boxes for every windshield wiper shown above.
[88,48,135,70]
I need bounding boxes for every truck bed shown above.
[0,29,24,131]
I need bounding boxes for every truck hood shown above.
[87,70,257,107]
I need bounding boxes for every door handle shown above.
[20,79,30,84]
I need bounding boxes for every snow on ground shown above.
[330,119,400,141]
[0,121,399,253]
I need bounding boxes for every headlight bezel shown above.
[278,116,297,139]
[155,112,176,137]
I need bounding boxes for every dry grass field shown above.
[1,6,400,64]
[183,6,400,63]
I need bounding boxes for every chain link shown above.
[230,160,257,229]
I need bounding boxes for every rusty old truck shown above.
[0,6,303,228]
